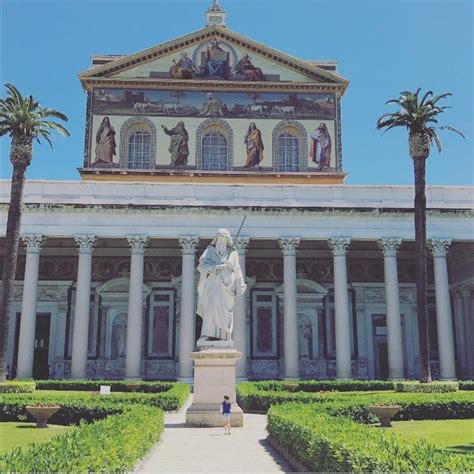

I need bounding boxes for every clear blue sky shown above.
[1,0,472,185]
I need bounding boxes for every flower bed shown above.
[0,404,163,472]
[267,403,473,472]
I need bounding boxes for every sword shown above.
[233,215,247,244]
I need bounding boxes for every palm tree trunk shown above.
[0,138,30,382]
[413,156,432,383]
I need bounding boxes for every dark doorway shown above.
[372,314,389,380]
[33,313,51,379]
[376,341,389,380]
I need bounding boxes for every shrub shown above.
[0,404,163,472]
[460,380,474,390]
[35,379,175,393]
[267,403,473,472]
[298,379,394,392]
[0,382,35,393]
[394,381,459,393]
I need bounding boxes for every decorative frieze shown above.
[279,237,300,256]
[178,236,199,255]
[22,234,44,253]
[377,237,402,257]
[428,238,452,258]
[127,235,149,254]
[74,234,96,254]
[328,237,351,256]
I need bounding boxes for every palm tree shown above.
[376,89,464,383]
[0,83,69,382]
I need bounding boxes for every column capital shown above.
[74,234,96,254]
[428,238,452,258]
[178,236,199,255]
[234,236,250,255]
[22,234,44,253]
[377,237,402,257]
[127,235,149,255]
[279,236,300,256]
[328,237,351,257]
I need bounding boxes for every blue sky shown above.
[1,0,472,185]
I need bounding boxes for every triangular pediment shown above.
[80,25,348,89]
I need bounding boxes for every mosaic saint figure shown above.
[169,52,198,79]
[94,117,116,165]
[198,93,229,117]
[197,229,247,342]
[310,123,332,169]
[162,121,189,166]
[244,122,264,168]
[203,39,228,78]
[235,54,265,81]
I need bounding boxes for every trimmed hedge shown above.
[394,381,459,392]
[35,379,175,393]
[0,404,163,472]
[0,382,190,420]
[0,381,36,393]
[460,380,474,390]
[267,403,474,472]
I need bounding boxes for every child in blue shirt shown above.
[222,395,232,435]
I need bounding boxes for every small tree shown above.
[0,83,69,382]
[376,89,464,382]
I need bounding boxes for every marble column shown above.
[428,239,456,379]
[233,237,249,379]
[178,236,199,379]
[328,237,352,379]
[125,235,148,379]
[70,234,96,379]
[378,238,404,379]
[279,237,301,379]
[16,234,44,379]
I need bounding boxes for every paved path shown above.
[136,397,293,473]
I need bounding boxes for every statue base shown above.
[186,347,243,427]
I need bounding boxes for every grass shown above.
[386,419,474,454]
[0,422,72,453]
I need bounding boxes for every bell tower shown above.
[206,0,227,27]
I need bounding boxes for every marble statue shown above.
[113,319,127,358]
[298,320,312,359]
[197,228,247,342]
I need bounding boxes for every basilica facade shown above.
[1,2,473,381]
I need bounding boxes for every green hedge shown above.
[237,381,474,419]
[0,381,36,393]
[35,379,175,393]
[394,381,459,392]
[267,403,473,472]
[0,404,163,472]
[460,381,474,390]
[0,382,190,423]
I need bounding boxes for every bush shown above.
[267,403,473,472]
[0,382,190,422]
[394,381,459,393]
[460,380,474,390]
[298,379,394,392]
[0,382,35,393]
[35,379,175,393]
[0,404,163,472]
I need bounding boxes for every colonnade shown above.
[15,234,458,380]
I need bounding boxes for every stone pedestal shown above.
[186,346,243,427]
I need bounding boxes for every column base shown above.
[186,403,243,427]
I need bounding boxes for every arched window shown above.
[119,118,157,169]
[272,120,308,173]
[277,132,299,172]
[202,131,228,171]
[196,119,234,171]
[128,130,151,169]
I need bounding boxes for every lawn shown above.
[386,419,474,454]
[0,422,72,453]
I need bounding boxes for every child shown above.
[222,395,232,435]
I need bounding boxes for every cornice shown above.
[5,203,472,218]
[79,25,348,93]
